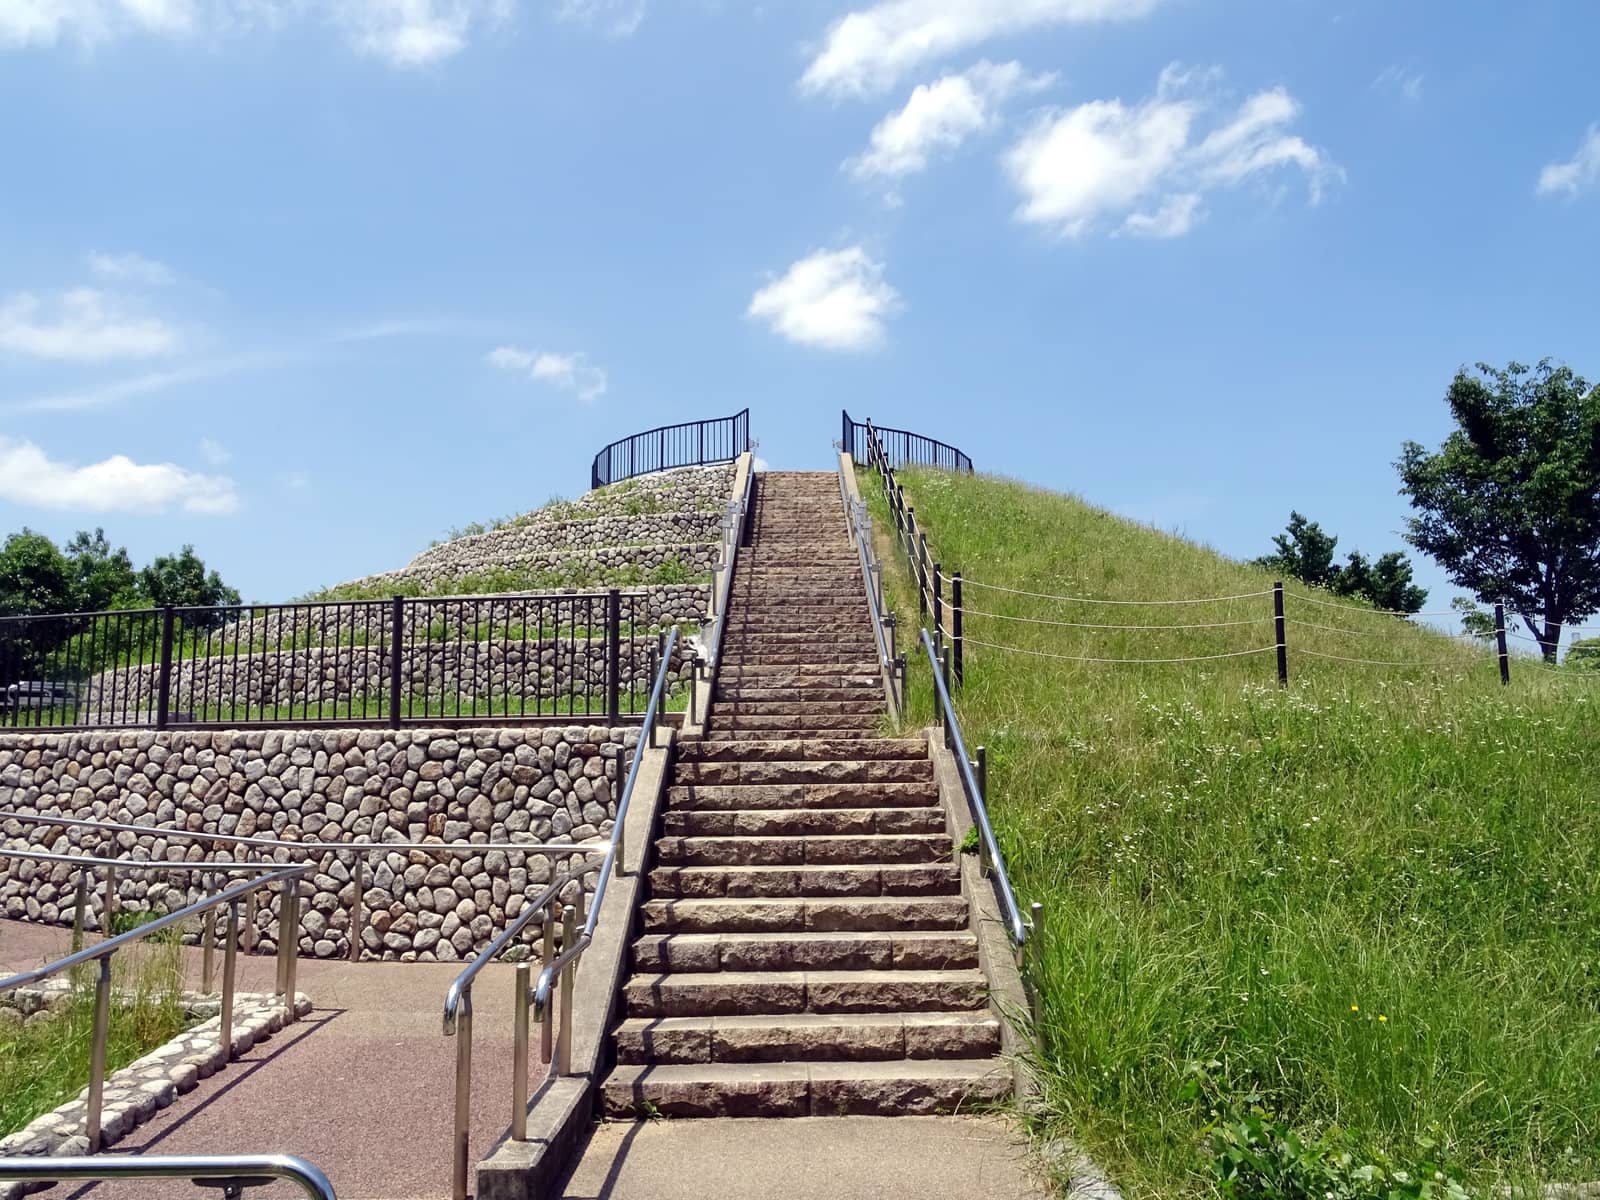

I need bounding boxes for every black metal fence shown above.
[842,409,973,473]
[591,408,751,489]
[0,591,688,731]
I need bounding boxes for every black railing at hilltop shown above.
[842,409,973,473]
[591,408,750,489]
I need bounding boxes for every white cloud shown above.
[1372,65,1423,103]
[1003,66,1339,238]
[0,288,181,361]
[486,345,608,401]
[555,0,647,36]
[0,0,511,67]
[747,247,900,352]
[1538,125,1600,199]
[847,59,1052,181]
[198,437,232,467]
[87,250,176,287]
[801,0,1159,99]
[0,436,238,515]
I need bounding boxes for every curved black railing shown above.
[591,408,751,489]
[842,409,972,473]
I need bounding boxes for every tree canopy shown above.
[1254,512,1428,615]
[1397,359,1599,661]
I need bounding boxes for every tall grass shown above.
[862,468,1600,1198]
[0,929,188,1137]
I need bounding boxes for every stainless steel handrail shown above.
[919,627,1029,946]
[838,456,902,723]
[704,467,754,668]
[1,811,604,965]
[0,1154,336,1200]
[0,854,312,1152]
[441,625,679,1200]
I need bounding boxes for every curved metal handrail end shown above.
[0,1154,336,1200]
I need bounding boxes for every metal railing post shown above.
[221,901,239,1064]
[102,863,117,936]
[243,848,257,955]
[389,595,405,729]
[71,869,89,953]
[933,564,944,652]
[155,605,175,731]
[86,957,112,1152]
[452,1003,472,1200]
[512,963,531,1141]
[201,882,217,994]
[557,905,576,1075]
[606,589,622,723]
[349,854,365,963]
[540,901,555,1063]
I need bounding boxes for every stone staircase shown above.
[602,470,1010,1118]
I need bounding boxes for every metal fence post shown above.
[952,572,964,686]
[155,606,175,731]
[86,956,112,1152]
[349,854,365,963]
[71,870,89,953]
[557,905,576,1075]
[512,962,531,1141]
[221,901,239,1065]
[1273,582,1288,687]
[452,1003,472,1200]
[606,589,622,723]
[389,595,405,729]
[1494,602,1510,685]
[933,564,944,652]
[540,901,556,1063]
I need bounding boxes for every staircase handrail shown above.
[0,1154,336,1200]
[439,627,678,1200]
[703,466,754,669]
[837,458,902,723]
[919,627,1028,946]
[0,854,314,1152]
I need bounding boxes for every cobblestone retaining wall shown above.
[0,726,639,962]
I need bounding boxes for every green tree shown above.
[62,529,139,612]
[1255,513,1428,615]
[1567,638,1600,671]
[1451,597,1498,642]
[1397,359,1600,662]
[1253,512,1339,588]
[0,531,74,617]
[138,546,240,627]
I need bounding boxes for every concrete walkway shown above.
[2,918,521,1200]
[557,1116,1051,1199]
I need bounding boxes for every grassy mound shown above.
[861,467,1600,1199]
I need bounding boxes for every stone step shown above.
[678,738,926,763]
[632,930,979,973]
[613,1011,1001,1065]
[664,782,940,811]
[640,895,971,934]
[718,652,881,668]
[622,968,990,1018]
[714,672,884,689]
[648,862,959,899]
[711,700,886,716]
[714,686,885,703]
[655,833,950,867]
[721,638,878,653]
[601,1058,1011,1118]
[672,760,935,786]
[707,729,889,748]
[662,806,945,837]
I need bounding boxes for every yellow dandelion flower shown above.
[1351,1005,1359,1012]
[1378,1015,1388,1023]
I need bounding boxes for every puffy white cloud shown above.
[1003,66,1338,238]
[0,436,238,514]
[747,247,900,352]
[0,0,511,67]
[486,345,608,401]
[0,288,181,361]
[1538,125,1600,199]
[87,250,176,286]
[801,0,1159,99]
[847,59,1052,180]
[555,0,646,36]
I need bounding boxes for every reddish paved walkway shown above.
[2,919,521,1200]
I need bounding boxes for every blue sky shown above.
[1,0,1597,633]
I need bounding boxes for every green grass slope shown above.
[861,467,1600,1200]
